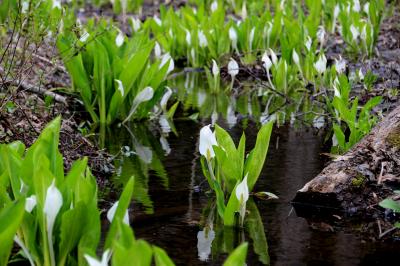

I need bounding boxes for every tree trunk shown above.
[293,105,400,213]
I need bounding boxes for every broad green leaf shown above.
[379,199,400,212]
[223,242,248,266]
[0,199,25,266]
[244,121,273,191]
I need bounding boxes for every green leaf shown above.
[0,199,25,266]
[379,199,400,212]
[223,242,248,266]
[104,177,135,249]
[244,121,274,191]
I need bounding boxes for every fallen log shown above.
[293,105,400,212]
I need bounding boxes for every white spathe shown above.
[160,87,172,110]
[235,174,249,203]
[314,54,327,74]
[335,56,346,74]
[198,30,208,48]
[115,79,124,97]
[84,249,111,266]
[227,58,239,78]
[229,27,237,50]
[197,228,215,261]
[211,59,219,77]
[199,125,218,159]
[268,48,278,66]
[262,51,273,71]
[292,49,300,66]
[115,31,124,47]
[44,180,63,234]
[25,195,37,213]
[154,42,162,58]
[210,1,218,12]
[107,201,130,225]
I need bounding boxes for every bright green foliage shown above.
[0,200,25,266]
[57,19,173,125]
[379,191,400,229]
[328,75,382,154]
[200,121,274,226]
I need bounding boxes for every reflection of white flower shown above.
[197,228,215,261]
[313,116,325,129]
[199,125,218,159]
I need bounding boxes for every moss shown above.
[387,125,400,148]
[351,174,366,187]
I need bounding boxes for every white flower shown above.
[52,0,61,9]
[115,31,124,47]
[262,51,273,71]
[153,16,162,26]
[197,228,215,261]
[292,49,300,66]
[314,54,327,74]
[227,58,239,78]
[135,87,154,104]
[160,53,174,74]
[185,29,191,46]
[333,84,341,98]
[160,87,172,110]
[352,0,360,12]
[154,42,162,58]
[107,201,130,225]
[268,48,278,66]
[358,69,364,80]
[235,175,249,203]
[241,2,247,18]
[210,1,218,12]
[305,36,312,51]
[131,17,141,32]
[198,30,208,48]
[360,25,367,41]
[334,4,340,18]
[335,56,346,74]
[236,174,249,226]
[25,195,37,213]
[21,1,29,13]
[211,59,219,77]
[317,26,326,44]
[350,24,359,41]
[363,3,370,15]
[84,250,111,266]
[159,135,171,155]
[44,180,63,266]
[199,125,218,159]
[115,79,124,97]
[249,27,255,50]
[79,31,90,43]
[44,180,63,234]
[229,27,237,50]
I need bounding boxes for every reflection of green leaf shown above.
[245,199,270,265]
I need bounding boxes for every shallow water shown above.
[104,119,400,266]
